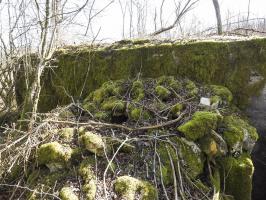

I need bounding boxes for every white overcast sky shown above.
[1,0,266,45]
[81,0,266,42]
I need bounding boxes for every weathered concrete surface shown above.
[15,38,266,112]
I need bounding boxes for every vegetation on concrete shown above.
[0,76,258,200]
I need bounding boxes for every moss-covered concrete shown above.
[15,38,266,112]
[178,111,221,141]
[218,154,254,200]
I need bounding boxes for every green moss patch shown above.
[114,176,157,200]
[79,132,105,156]
[155,85,171,100]
[59,187,79,200]
[178,111,221,141]
[37,142,73,171]
[221,115,258,152]
[219,154,254,200]
[210,85,233,103]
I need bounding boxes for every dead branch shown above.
[150,0,199,36]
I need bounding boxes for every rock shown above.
[59,187,79,200]
[79,132,105,156]
[218,154,254,200]
[37,142,73,172]
[176,138,205,179]
[221,115,258,153]
[114,176,157,200]
[158,137,205,182]
[178,111,221,141]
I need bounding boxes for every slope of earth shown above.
[0,76,258,200]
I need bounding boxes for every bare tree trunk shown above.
[212,0,222,35]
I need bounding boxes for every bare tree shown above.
[0,0,113,128]
[150,0,199,36]
[212,0,222,35]
[118,0,127,39]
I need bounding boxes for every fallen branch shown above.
[41,112,185,132]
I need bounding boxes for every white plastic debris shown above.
[199,97,211,107]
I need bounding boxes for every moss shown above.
[20,38,266,112]
[37,142,73,171]
[79,158,95,181]
[157,76,180,90]
[129,106,150,121]
[79,132,105,156]
[219,154,254,200]
[198,136,218,158]
[114,176,157,200]
[185,80,198,96]
[79,158,97,200]
[89,81,122,105]
[94,111,110,121]
[210,85,233,103]
[132,80,145,101]
[58,128,75,142]
[158,138,205,181]
[221,115,258,152]
[155,86,171,100]
[210,95,221,105]
[59,187,79,200]
[82,180,97,200]
[171,103,183,116]
[83,102,97,113]
[26,169,74,199]
[178,111,221,141]
[101,96,126,116]
[175,137,205,179]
